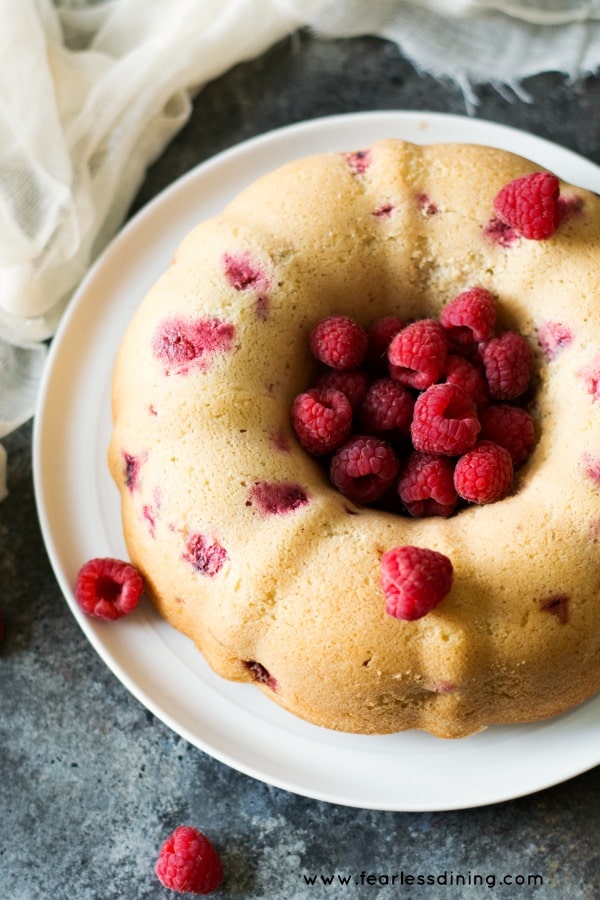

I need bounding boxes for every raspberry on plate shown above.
[366,315,405,370]
[440,287,496,346]
[309,315,368,370]
[454,440,513,504]
[493,171,561,240]
[314,368,369,411]
[330,436,400,503]
[444,354,489,408]
[155,825,224,895]
[411,383,481,456]
[479,404,535,466]
[398,452,458,518]
[75,557,144,620]
[388,319,447,390]
[291,388,352,455]
[480,331,532,400]
[358,378,415,439]
[380,545,453,620]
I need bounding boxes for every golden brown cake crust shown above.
[109,140,600,738]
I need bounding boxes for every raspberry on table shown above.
[479,404,535,466]
[314,368,369,411]
[493,171,561,240]
[309,315,368,370]
[155,825,224,895]
[440,287,497,346]
[366,316,405,371]
[330,436,400,504]
[358,378,415,439]
[292,388,352,455]
[388,319,447,389]
[380,545,453,621]
[453,440,513,504]
[480,331,532,400]
[75,557,144,620]
[411,383,481,456]
[398,452,458,518]
[444,354,489,408]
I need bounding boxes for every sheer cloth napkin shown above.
[1,0,599,499]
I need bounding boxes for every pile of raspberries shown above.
[291,287,536,515]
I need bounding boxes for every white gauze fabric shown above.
[1,0,599,498]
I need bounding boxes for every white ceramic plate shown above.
[34,111,600,811]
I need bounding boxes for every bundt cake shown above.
[108,139,600,738]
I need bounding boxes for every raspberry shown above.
[493,171,561,240]
[388,319,447,390]
[480,331,532,400]
[381,545,453,621]
[75,557,144,621]
[155,825,224,895]
[291,388,352,455]
[440,287,496,345]
[411,383,480,456]
[453,440,513,504]
[358,378,415,439]
[398,452,458,518]
[443,354,489,408]
[479,404,535,466]
[367,316,405,370]
[314,368,369,411]
[330,436,400,504]
[309,315,368,371]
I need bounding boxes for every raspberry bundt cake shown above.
[109,139,600,738]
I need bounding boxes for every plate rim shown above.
[33,110,600,811]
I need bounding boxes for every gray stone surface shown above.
[1,32,599,900]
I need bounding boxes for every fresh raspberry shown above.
[358,378,415,439]
[480,331,532,400]
[292,388,352,456]
[453,440,513,504]
[155,825,224,895]
[381,545,453,621]
[443,354,489,408]
[440,287,496,346]
[479,404,535,466]
[330,436,400,503]
[75,557,144,621]
[366,316,405,370]
[388,319,447,390]
[309,316,368,371]
[493,171,561,240]
[398,452,458,518]
[314,368,369,411]
[411,383,480,456]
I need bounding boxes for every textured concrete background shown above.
[1,32,599,900]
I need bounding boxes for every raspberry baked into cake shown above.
[109,139,600,738]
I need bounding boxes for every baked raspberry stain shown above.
[539,593,569,625]
[538,321,573,361]
[483,216,518,247]
[415,192,438,216]
[152,317,235,375]
[345,149,371,175]
[183,533,228,576]
[223,251,269,292]
[373,202,394,218]
[579,357,600,402]
[243,660,278,691]
[122,451,146,492]
[581,453,600,487]
[142,505,156,538]
[247,481,309,515]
